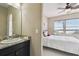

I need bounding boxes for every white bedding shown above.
[43,35,79,55]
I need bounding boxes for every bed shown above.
[43,35,79,55]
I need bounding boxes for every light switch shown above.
[35,29,39,34]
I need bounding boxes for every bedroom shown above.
[42,3,79,56]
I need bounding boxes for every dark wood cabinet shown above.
[0,40,30,56]
[16,48,25,56]
[5,52,15,56]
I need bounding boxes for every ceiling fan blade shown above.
[70,3,76,6]
[58,7,65,9]
[73,5,79,9]
[58,9,66,13]
[71,5,79,9]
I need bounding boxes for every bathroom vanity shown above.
[0,38,30,56]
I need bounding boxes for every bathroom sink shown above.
[0,38,22,44]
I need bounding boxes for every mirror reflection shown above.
[0,3,21,40]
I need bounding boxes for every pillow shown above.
[73,34,79,39]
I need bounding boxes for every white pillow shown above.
[73,34,79,39]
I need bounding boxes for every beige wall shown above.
[48,12,79,34]
[8,6,21,35]
[0,6,8,39]
[22,3,42,56]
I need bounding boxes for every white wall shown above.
[42,16,48,37]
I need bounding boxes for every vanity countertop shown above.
[0,37,30,50]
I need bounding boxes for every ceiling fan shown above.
[58,3,79,13]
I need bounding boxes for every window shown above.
[54,19,79,34]
[66,19,79,34]
[54,21,64,34]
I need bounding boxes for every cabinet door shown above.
[16,48,25,56]
[5,52,16,56]
[26,40,30,56]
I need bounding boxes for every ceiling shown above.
[0,3,10,8]
[43,3,79,17]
